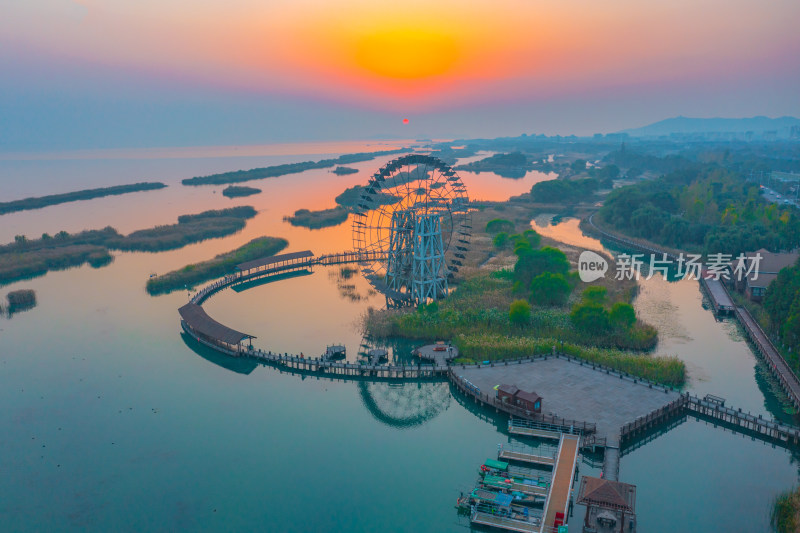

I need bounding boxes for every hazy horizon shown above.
[3,0,799,151]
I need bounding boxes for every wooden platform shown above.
[700,276,735,314]
[542,434,580,530]
[456,357,680,443]
[508,425,563,441]
[499,449,556,467]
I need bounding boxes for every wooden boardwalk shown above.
[621,393,800,446]
[181,321,446,379]
[736,306,800,410]
[542,434,580,531]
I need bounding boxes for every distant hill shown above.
[620,116,800,138]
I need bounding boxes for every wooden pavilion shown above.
[576,476,636,533]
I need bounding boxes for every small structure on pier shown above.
[367,348,388,365]
[324,344,346,360]
[415,342,457,366]
[577,476,636,533]
[178,303,255,354]
[497,384,542,414]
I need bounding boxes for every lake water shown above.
[0,145,797,532]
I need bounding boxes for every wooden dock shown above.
[735,306,800,410]
[601,445,620,481]
[471,512,540,533]
[542,434,580,531]
[700,275,735,314]
[448,370,597,435]
[499,448,556,467]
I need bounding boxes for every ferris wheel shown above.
[351,154,471,304]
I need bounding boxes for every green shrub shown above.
[582,286,608,305]
[486,218,514,234]
[509,300,532,326]
[610,302,637,329]
[571,303,611,333]
[493,232,509,248]
[530,272,571,306]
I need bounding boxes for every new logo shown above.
[578,250,608,282]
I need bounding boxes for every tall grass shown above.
[454,333,685,387]
[772,487,800,533]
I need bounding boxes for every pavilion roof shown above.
[179,303,254,345]
[577,476,636,514]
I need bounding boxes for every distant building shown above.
[730,249,799,301]
[496,384,542,413]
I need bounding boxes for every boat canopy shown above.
[484,459,509,471]
[471,488,513,507]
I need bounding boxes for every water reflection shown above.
[358,381,451,428]
[231,269,313,293]
[180,331,258,375]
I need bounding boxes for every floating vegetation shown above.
[222,185,261,198]
[0,207,257,285]
[0,182,166,215]
[2,289,37,318]
[332,166,358,175]
[284,207,349,229]
[183,149,406,186]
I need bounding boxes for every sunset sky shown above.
[2,0,799,150]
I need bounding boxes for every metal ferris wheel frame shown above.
[351,154,472,304]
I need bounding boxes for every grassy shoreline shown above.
[146,236,288,294]
[0,182,166,215]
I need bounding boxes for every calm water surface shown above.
[0,149,796,532]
